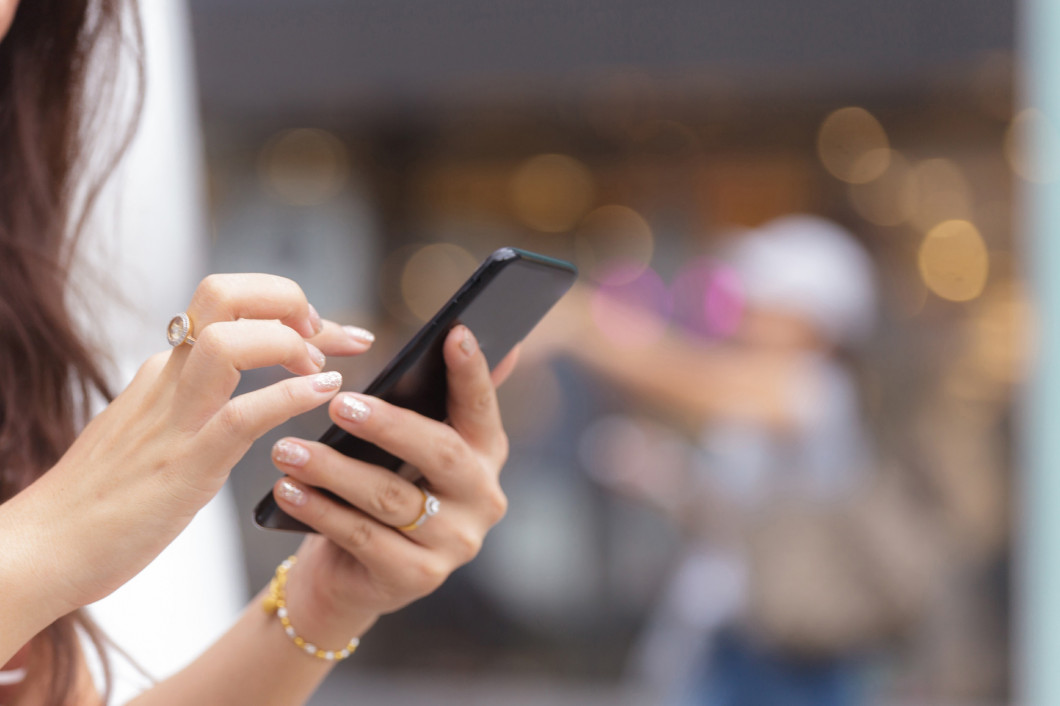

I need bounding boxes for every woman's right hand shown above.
[0,273,370,624]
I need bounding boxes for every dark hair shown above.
[0,0,142,703]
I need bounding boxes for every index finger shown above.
[187,273,321,339]
[444,326,508,464]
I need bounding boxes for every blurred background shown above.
[92,1,1035,704]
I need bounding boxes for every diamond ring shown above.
[395,487,441,532]
[166,312,197,347]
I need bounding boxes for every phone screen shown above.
[255,248,576,531]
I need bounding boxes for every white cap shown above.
[723,215,877,347]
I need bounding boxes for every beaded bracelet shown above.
[262,556,361,662]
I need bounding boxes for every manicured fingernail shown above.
[306,342,326,369]
[343,325,376,344]
[278,478,307,506]
[338,393,371,422]
[313,371,343,392]
[307,303,324,335]
[273,439,310,466]
[459,327,477,357]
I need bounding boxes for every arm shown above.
[0,494,76,667]
[537,284,801,430]
[123,587,370,706]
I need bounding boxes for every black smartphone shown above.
[254,247,577,531]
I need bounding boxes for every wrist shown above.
[266,557,378,659]
[0,488,76,654]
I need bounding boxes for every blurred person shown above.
[877,288,1017,698]
[533,215,904,706]
[0,2,515,705]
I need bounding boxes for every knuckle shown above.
[271,274,302,297]
[372,476,406,517]
[192,325,227,359]
[411,558,448,593]
[453,528,483,563]
[493,431,510,467]
[485,485,509,525]
[277,378,302,409]
[217,401,251,440]
[195,273,229,308]
[432,429,467,471]
[270,276,307,316]
[469,390,495,415]
[344,520,374,549]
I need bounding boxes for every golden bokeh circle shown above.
[1005,108,1060,184]
[258,128,350,206]
[848,150,911,226]
[509,154,595,232]
[900,158,973,233]
[817,107,891,184]
[918,220,990,303]
[574,205,655,283]
[399,243,479,322]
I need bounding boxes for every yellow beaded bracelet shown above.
[263,556,361,662]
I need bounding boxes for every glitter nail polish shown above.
[338,393,371,422]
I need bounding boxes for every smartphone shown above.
[254,247,577,531]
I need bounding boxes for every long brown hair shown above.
[0,0,142,703]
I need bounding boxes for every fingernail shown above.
[338,393,371,422]
[306,342,326,369]
[307,303,324,335]
[343,325,376,345]
[313,371,343,392]
[459,327,477,357]
[273,439,310,466]
[278,478,307,506]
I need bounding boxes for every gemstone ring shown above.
[166,312,197,347]
[395,487,441,533]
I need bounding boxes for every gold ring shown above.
[395,487,440,532]
[167,312,197,347]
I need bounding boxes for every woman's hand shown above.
[266,325,511,643]
[1,274,374,624]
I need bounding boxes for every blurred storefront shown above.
[185,1,1021,703]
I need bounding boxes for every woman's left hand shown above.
[267,324,512,643]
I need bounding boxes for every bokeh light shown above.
[671,258,745,339]
[399,243,478,321]
[901,158,974,233]
[918,220,990,302]
[968,280,1033,389]
[258,127,350,205]
[1005,108,1060,184]
[509,154,595,232]
[704,266,745,339]
[590,265,671,348]
[816,107,891,184]
[574,205,655,284]
[848,150,912,226]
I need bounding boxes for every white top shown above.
[74,1,246,701]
